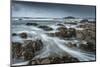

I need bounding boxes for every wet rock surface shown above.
[26,23,38,26]
[29,55,79,65]
[67,42,77,48]
[47,27,76,38]
[38,25,53,31]
[80,19,88,23]
[19,32,28,39]
[79,41,96,52]
[12,39,44,61]
[57,24,65,26]
[11,21,96,65]
[12,42,23,58]
[12,33,17,36]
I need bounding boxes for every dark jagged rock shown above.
[61,56,79,63]
[68,28,76,37]
[12,39,44,61]
[79,41,96,52]
[23,51,34,60]
[46,33,55,37]
[67,42,77,48]
[63,16,75,19]
[80,19,88,23]
[57,27,76,38]
[29,56,79,65]
[12,33,17,36]
[26,23,38,26]
[22,39,43,60]
[86,41,96,52]
[76,24,96,41]
[47,27,76,38]
[57,24,65,26]
[57,26,67,31]
[24,39,43,52]
[40,58,51,64]
[19,32,28,39]
[38,25,53,31]
[12,42,23,58]
[88,21,96,23]
[56,26,68,38]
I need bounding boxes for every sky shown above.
[12,0,96,18]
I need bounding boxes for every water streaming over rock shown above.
[11,21,96,66]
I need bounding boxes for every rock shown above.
[86,41,96,52]
[12,33,17,36]
[77,23,95,29]
[57,26,67,31]
[69,28,76,37]
[76,30,85,40]
[79,41,96,52]
[18,18,23,21]
[29,59,41,65]
[23,51,34,60]
[62,56,79,63]
[80,19,88,23]
[29,60,36,65]
[56,26,68,38]
[29,55,79,65]
[16,39,43,60]
[38,25,53,31]
[22,39,43,60]
[35,39,43,51]
[46,33,55,37]
[40,58,51,64]
[67,42,77,48]
[57,27,76,38]
[50,56,79,64]
[63,16,75,19]
[51,57,62,63]
[12,42,23,58]
[68,28,76,37]
[12,39,44,61]
[24,39,43,52]
[19,32,28,39]
[57,24,65,26]
[47,27,76,38]
[26,23,38,26]
[76,25,96,42]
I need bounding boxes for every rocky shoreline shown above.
[11,21,96,65]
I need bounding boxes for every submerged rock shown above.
[26,23,38,26]
[80,19,88,23]
[57,24,65,27]
[38,25,53,31]
[19,32,28,39]
[12,33,17,36]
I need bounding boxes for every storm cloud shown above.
[12,1,96,18]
